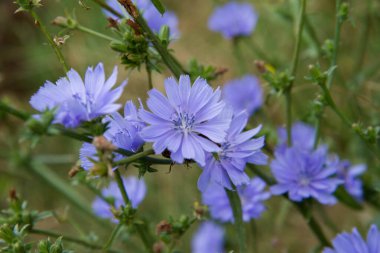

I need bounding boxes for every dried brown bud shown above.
[127,19,142,35]
[92,136,117,152]
[193,201,207,220]
[68,164,80,178]
[118,0,139,19]
[107,17,119,29]
[255,60,267,74]
[156,220,172,235]
[53,35,69,47]
[214,67,228,77]
[9,189,18,201]
[152,241,165,253]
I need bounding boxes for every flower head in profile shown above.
[93,176,146,221]
[80,101,145,171]
[191,221,225,253]
[208,1,258,39]
[270,147,343,205]
[197,111,267,191]
[277,121,316,152]
[323,225,380,253]
[104,0,179,39]
[202,177,270,223]
[139,75,230,166]
[30,63,126,128]
[328,156,366,201]
[222,75,263,116]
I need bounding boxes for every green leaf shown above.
[151,0,166,15]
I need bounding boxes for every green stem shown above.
[29,161,111,228]
[30,10,69,73]
[114,169,131,206]
[327,0,342,89]
[92,0,123,18]
[232,38,247,74]
[134,221,154,252]
[76,24,122,42]
[225,188,246,253]
[146,63,153,90]
[285,0,307,146]
[31,229,121,253]
[103,223,123,250]
[114,149,155,166]
[285,92,292,146]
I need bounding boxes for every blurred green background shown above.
[1,0,380,252]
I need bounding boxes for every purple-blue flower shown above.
[105,0,179,39]
[328,156,366,201]
[197,111,267,191]
[222,75,263,116]
[80,101,145,170]
[277,121,316,152]
[323,225,380,253]
[139,75,231,166]
[208,1,258,39]
[202,177,270,223]
[30,63,126,128]
[270,147,343,205]
[191,221,225,253]
[93,176,146,221]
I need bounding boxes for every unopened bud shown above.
[52,16,77,29]
[92,136,116,152]
[153,241,165,253]
[156,220,172,235]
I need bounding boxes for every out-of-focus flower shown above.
[139,75,230,166]
[198,111,267,191]
[208,1,258,39]
[105,0,179,39]
[191,221,225,253]
[277,121,316,152]
[93,176,146,221]
[30,63,126,128]
[202,177,270,223]
[222,75,263,116]
[80,101,145,171]
[270,147,342,205]
[323,224,380,253]
[328,156,366,200]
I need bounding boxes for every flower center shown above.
[299,176,310,186]
[172,112,195,133]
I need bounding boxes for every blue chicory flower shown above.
[30,63,126,128]
[202,177,270,223]
[105,0,179,39]
[93,176,146,221]
[323,224,380,253]
[197,110,267,191]
[139,75,231,166]
[222,75,263,116]
[208,1,258,39]
[277,121,317,152]
[191,221,225,253]
[80,101,145,171]
[328,156,366,201]
[270,146,343,205]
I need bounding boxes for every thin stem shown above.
[327,0,342,89]
[31,229,121,253]
[225,188,246,253]
[114,149,155,166]
[289,0,307,80]
[285,0,307,146]
[92,0,123,18]
[134,221,154,253]
[77,24,122,42]
[103,223,123,250]
[114,169,131,206]
[232,38,247,74]
[29,161,111,228]
[30,10,69,73]
[146,63,153,90]
[285,92,292,146]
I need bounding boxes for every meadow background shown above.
[1,0,380,252]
